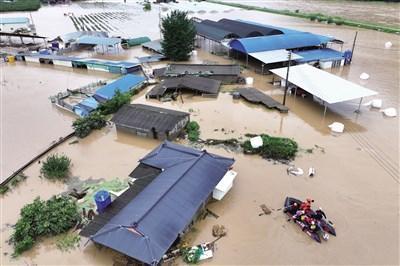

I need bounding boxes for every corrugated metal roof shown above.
[75,36,121,46]
[194,21,234,41]
[0,17,29,25]
[294,48,344,63]
[90,141,234,265]
[164,63,241,76]
[94,74,145,102]
[249,49,302,64]
[142,40,163,54]
[229,33,334,53]
[147,76,221,97]
[236,19,303,35]
[111,104,189,134]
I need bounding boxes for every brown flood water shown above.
[1,1,399,265]
[218,0,400,28]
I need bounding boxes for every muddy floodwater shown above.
[1,1,399,265]
[218,0,400,28]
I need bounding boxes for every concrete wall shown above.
[53,60,72,68]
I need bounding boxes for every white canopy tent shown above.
[270,64,378,114]
[249,49,302,64]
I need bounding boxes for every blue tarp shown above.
[76,36,121,46]
[229,33,334,53]
[294,48,344,63]
[94,74,145,102]
[90,141,234,265]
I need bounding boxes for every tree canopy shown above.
[161,10,196,61]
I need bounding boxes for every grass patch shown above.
[186,121,200,142]
[206,0,400,34]
[242,134,298,160]
[41,154,71,180]
[0,185,9,195]
[0,0,40,12]
[55,233,80,252]
[11,196,79,256]
[9,173,28,187]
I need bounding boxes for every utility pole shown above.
[282,50,292,106]
[350,31,358,63]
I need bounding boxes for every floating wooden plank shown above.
[237,87,289,113]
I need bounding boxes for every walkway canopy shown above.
[229,33,334,53]
[249,49,302,64]
[75,36,121,46]
[270,64,377,107]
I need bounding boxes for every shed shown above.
[270,64,378,114]
[0,17,29,33]
[156,63,241,83]
[111,104,190,140]
[75,36,121,46]
[142,40,163,54]
[94,74,146,102]
[87,141,235,265]
[147,76,222,99]
[121,36,151,48]
[294,48,344,68]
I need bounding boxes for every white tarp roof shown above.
[270,64,378,104]
[249,49,302,64]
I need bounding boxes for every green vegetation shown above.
[181,246,202,264]
[72,112,107,138]
[242,134,298,160]
[206,0,400,34]
[55,233,80,252]
[41,154,71,180]
[0,185,9,195]
[98,90,132,116]
[11,196,79,256]
[0,0,40,12]
[143,1,151,11]
[186,121,200,141]
[161,10,196,61]
[10,173,28,187]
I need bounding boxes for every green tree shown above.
[161,10,196,61]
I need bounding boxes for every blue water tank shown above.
[94,190,111,213]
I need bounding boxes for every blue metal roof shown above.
[75,36,121,46]
[229,33,334,53]
[294,48,344,63]
[74,97,99,117]
[90,141,234,265]
[0,17,29,25]
[94,74,145,102]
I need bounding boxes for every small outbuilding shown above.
[154,63,241,83]
[111,104,190,140]
[147,76,222,99]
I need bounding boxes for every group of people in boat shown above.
[289,198,327,234]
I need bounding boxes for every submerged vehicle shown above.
[283,197,336,243]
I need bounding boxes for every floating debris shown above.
[287,166,304,176]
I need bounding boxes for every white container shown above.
[328,122,345,133]
[250,136,263,148]
[245,77,254,85]
[360,73,370,80]
[385,41,392,49]
[371,99,383,109]
[382,108,397,117]
[213,170,237,200]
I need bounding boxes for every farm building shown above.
[93,74,146,102]
[142,39,163,54]
[147,76,222,99]
[194,18,345,70]
[80,141,235,265]
[111,104,190,140]
[154,63,241,83]
[0,17,30,33]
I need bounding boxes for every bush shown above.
[186,121,200,142]
[11,196,79,256]
[0,185,9,195]
[327,17,334,24]
[72,112,107,138]
[242,134,298,160]
[143,1,151,11]
[334,18,344,25]
[161,10,196,61]
[98,90,132,115]
[41,154,71,180]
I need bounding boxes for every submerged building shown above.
[80,141,235,265]
[111,104,190,140]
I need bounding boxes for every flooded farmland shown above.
[218,0,400,28]
[1,0,399,265]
